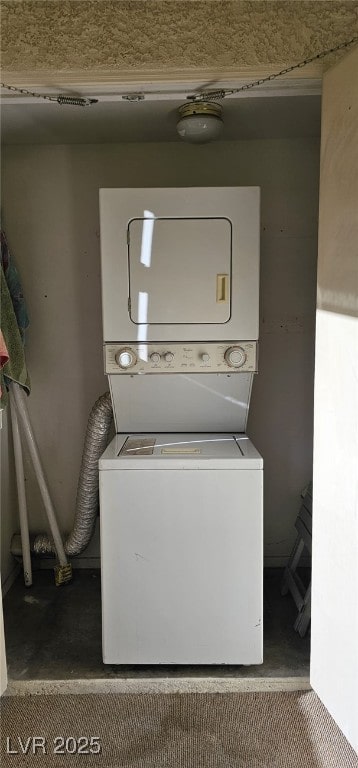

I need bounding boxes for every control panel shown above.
[105,342,257,374]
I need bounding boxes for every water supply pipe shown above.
[9,388,32,586]
[10,383,68,569]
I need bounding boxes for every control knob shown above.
[115,348,136,369]
[164,352,174,363]
[150,352,161,364]
[224,346,246,368]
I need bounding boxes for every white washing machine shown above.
[99,187,263,665]
[100,433,263,665]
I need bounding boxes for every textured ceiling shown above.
[1,1,357,76]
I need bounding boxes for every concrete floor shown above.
[3,568,310,682]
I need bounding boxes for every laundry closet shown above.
[0,101,319,573]
[0,45,357,752]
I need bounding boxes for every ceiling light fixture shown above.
[176,102,223,143]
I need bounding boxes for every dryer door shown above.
[99,186,260,342]
[128,217,231,325]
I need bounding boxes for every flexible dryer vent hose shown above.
[31,392,113,557]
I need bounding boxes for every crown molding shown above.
[1,65,323,101]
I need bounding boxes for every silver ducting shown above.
[25,392,113,557]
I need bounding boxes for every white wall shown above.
[311,47,358,753]
[1,138,320,565]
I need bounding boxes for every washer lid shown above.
[99,433,263,469]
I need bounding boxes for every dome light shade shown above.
[177,102,223,143]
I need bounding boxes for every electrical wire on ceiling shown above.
[1,35,357,106]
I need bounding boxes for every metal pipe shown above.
[11,383,68,568]
[9,389,32,586]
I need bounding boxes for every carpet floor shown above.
[1,691,357,767]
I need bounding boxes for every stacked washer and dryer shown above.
[99,187,263,665]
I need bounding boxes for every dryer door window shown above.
[128,217,232,325]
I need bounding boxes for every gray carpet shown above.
[1,691,357,767]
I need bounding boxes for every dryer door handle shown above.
[216,274,229,303]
